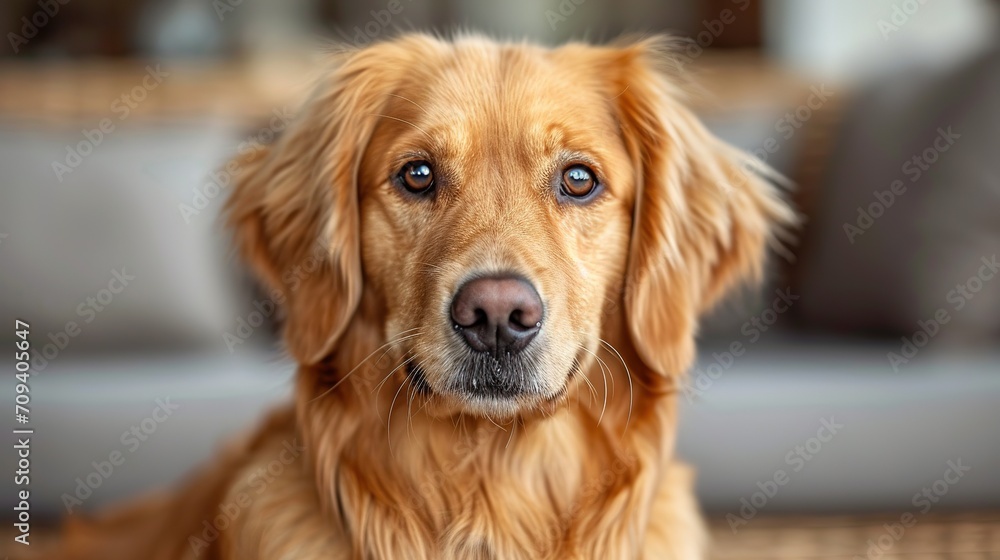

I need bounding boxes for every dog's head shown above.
[227,34,793,419]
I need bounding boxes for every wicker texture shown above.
[709,512,1000,559]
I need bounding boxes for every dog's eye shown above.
[398,161,435,194]
[561,165,597,198]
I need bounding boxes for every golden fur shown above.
[18,33,793,560]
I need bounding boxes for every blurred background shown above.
[1,0,998,557]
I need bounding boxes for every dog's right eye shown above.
[397,161,435,194]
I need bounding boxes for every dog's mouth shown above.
[403,348,578,416]
[451,351,548,400]
[405,354,544,399]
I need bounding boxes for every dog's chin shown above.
[405,360,571,420]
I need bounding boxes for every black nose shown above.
[450,276,542,355]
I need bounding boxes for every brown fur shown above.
[18,33,793,560]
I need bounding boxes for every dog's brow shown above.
[370,113,433,140]
[387,93,429,116]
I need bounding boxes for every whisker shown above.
[609,83,631,101]
[370,332,423,377]
[599,338,634,436]
[504,417,518,449]
[414,379,431,414]
[574,329,616,399]
[577,345,610,426]
[416,261,446,271]
[386,374,412,459]
[308,329,422,403]
[406,376,416,442]
[572,355,598,405]
[373,354,417,423]
[416,263,446,274]
[372,353,417,396]
[415,263,448,279]
[483,413,507,432]
[414,393,433,416]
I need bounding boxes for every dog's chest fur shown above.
[214,403,700,560]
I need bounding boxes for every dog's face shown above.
[357,45,635,416]
[227,34,792,419]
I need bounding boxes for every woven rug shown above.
[4,511,999,557]
[708,511,1000,559]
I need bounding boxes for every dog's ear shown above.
[608,37,796,378]
[225,37,441,365]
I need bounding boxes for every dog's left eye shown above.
[397,161,435,194]
[560,165,598,198]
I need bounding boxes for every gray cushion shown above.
[0,123,263,357]
[796,46,1000,344]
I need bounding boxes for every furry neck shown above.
[294,325,678,559]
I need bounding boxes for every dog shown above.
[22,33,793,559]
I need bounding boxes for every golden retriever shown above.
[21,33,792,560]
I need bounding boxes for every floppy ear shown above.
[610,38,796,378]
[225,37,441,365]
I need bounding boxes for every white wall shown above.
[765,0,998,82]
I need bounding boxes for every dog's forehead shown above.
[402,43,619,158]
